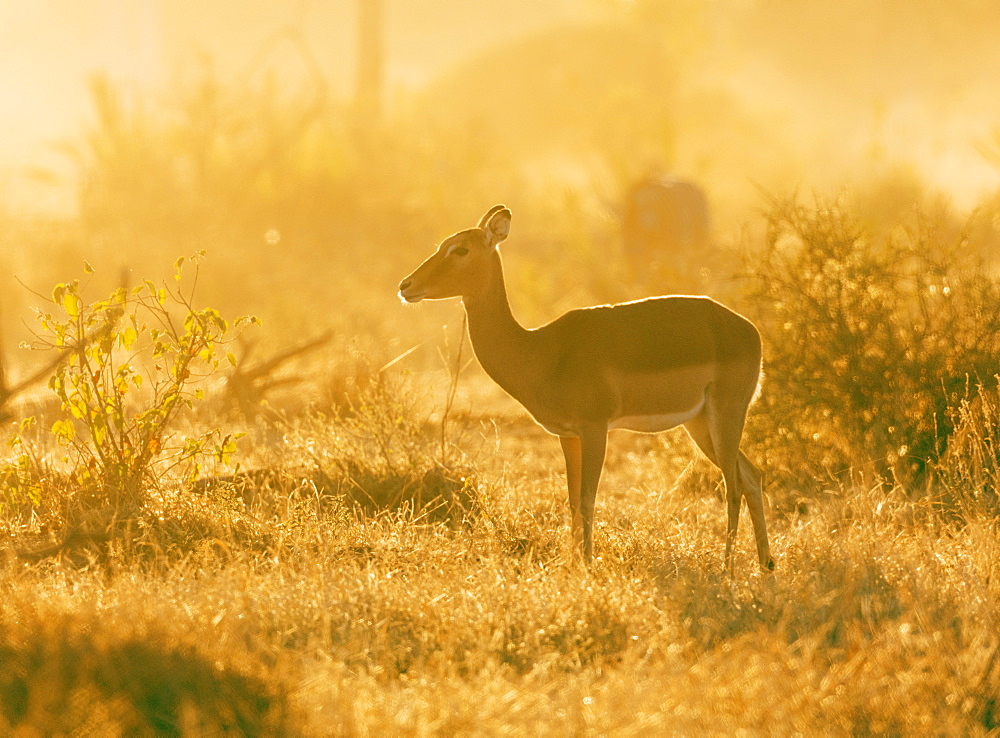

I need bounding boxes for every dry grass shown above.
[3,373,1000,734]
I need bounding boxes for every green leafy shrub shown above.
[2,254,256,528]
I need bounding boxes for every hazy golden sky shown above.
[2,1,999,215]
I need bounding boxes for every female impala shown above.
[398,206,773,572]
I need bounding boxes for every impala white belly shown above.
[607,364,711,432]
[609,393,705,433]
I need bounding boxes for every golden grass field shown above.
[3,369,1000,734]
[4,204,1000,733]
[4,2,1000,734]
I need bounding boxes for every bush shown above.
[1,255,255,530]
[743,195,1000,492]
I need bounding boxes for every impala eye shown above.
[449,246,469,257]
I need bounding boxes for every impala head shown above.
[398,205,511,303]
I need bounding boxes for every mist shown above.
[5,4,1000,733]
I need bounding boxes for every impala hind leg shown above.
[560,435,584,551]
[683,411,741,572]
[707,415,744,574]
[686,414,773,572]
[685,385,763,573]
[738,452,774,571]
[709,376,773,573]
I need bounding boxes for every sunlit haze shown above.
[3,1,999,215]
[6,3,1000,733]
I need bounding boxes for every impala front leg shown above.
[560,435,584,551]
[578,426,608,562]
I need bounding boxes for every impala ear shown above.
[480,205,511,248]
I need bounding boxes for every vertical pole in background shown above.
[355,0,385,127]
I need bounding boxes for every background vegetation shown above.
[3,1,1000,733]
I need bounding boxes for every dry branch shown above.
[224,330,332,417]
[0,325,113,420]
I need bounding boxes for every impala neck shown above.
[461,252,538,395]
